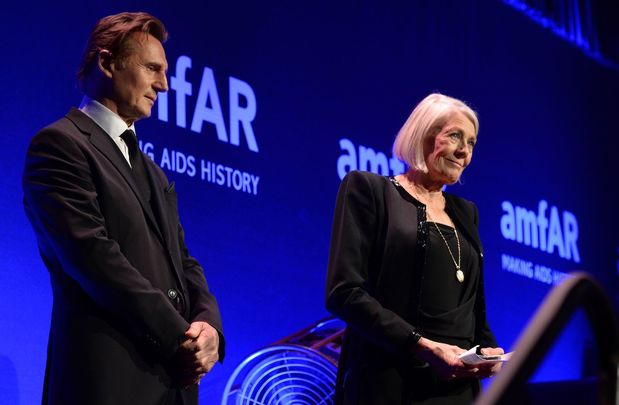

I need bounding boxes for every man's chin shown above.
[133,109,152,122]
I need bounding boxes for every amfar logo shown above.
[156,55,259,152]
[500,200,580,263]
[337,138,405,180]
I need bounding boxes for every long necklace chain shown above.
[400,176,464,283]
[426,210,461,271]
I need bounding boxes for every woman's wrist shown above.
[409,331,432,354]
[409,330,422,345]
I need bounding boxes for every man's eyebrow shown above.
[146,61,167,71]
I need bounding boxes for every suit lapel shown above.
[143,160,172,249]
[143,160,190,309]
[65,109,165,244]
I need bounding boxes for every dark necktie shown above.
[120,129,151,201]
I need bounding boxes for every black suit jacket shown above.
[23,109,224,405]
[325,171,496,404]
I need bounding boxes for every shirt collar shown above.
[79,96,136,140]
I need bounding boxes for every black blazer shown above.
[325,170,496,404]
[23,109,224,405]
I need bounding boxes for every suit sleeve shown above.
[325,171,416,354]
[23,127,188,359]
[471,202,498,348]
[177,222,226,361]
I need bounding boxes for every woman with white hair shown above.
[326,93,504,404]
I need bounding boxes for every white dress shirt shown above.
[79,96,136,167]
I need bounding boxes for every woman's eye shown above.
[449,132,461,139]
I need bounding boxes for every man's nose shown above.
[155,73,169,92]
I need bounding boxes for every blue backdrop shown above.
[1,1,617,403]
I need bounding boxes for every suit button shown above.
[167,289,178,300]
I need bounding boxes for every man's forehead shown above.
[126,32,167,62]
[124,31,165,52]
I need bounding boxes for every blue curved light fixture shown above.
[222,318,345,405]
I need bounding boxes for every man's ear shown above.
[97,49,114,79]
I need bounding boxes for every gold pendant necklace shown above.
[399,177,464,283]
[427,213,464,283]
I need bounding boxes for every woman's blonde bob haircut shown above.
[392,93,479,172]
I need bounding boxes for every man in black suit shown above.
[22,12,224,404]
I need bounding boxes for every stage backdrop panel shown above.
[1,0,617,403]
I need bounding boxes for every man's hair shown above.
[392,93,479,172]
[77,12,167,90]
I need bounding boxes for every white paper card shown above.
[458,345,513,365]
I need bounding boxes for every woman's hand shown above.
[477,346,505,378]
[412,337,482,380]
